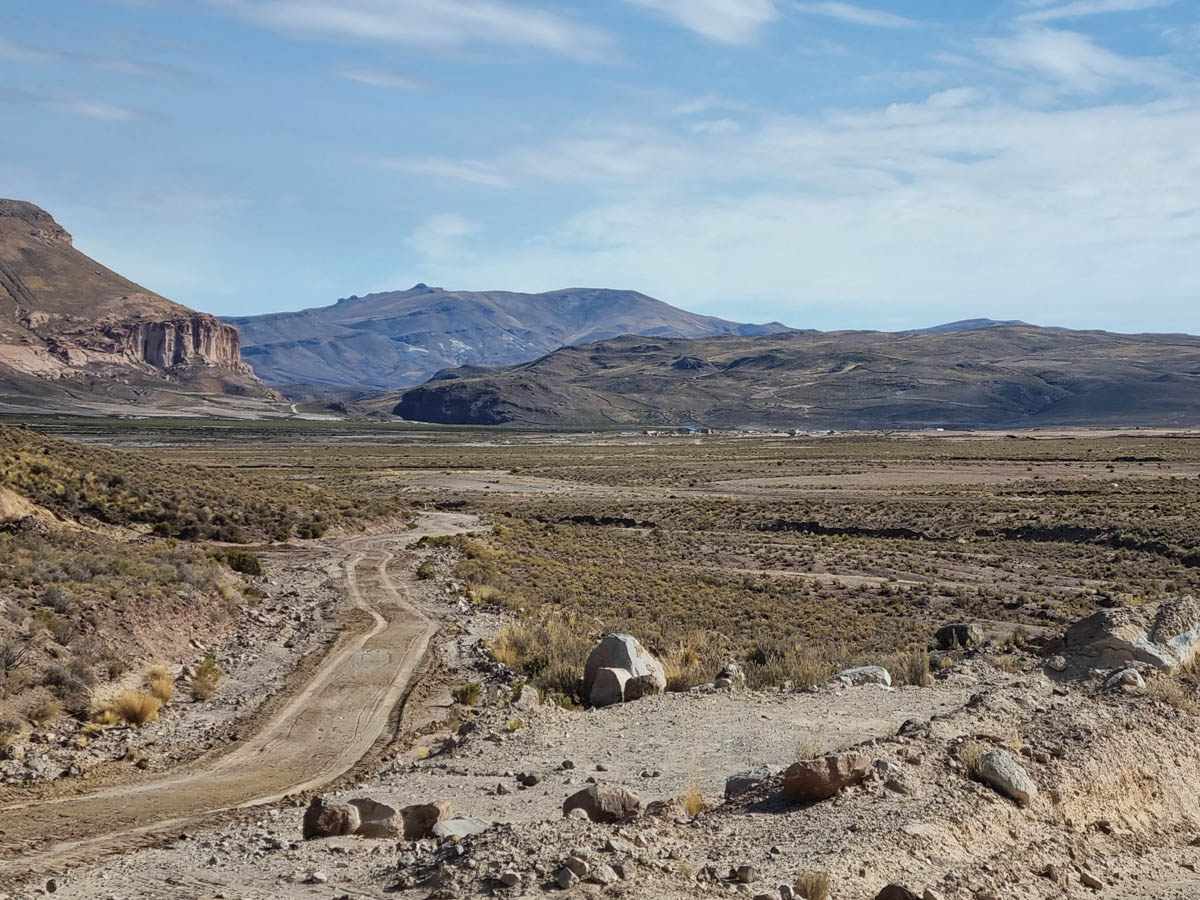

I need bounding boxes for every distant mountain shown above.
[226,285,793,389]
[903,318,1031,334]
[0,200,276,415]
[392,325,1200,429]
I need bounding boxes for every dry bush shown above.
[745,641,835,690]
[145,666,174,703]
[451,682,481,706]
[795,870,831,900]
[886,649,932,687]
[191,656,222,701]
[108,689,162,726]
[1147,674,1200,714]
[26,696,61,725]
[991,654,1024,674]
[796,737,824,761]
[681,777,706,817]
[959,741,988,780]
[486,612,595,696]
[504,717,524,732]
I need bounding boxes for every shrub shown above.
[795,870,831,900]
[796,737,823,761]
[451,682,481,706]
[108,689,162,726]
[191,656,222,701]
[27,696,61,725]
[416,558,437,580]
[888,649,932,687]
[145,666,174,703]
[0,638,31,679]
[959,741,987,780]
[681,777,706,817]
[220,549,263,576]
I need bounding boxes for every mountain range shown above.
[0,200,274,415]
[226,286,792,389]
[392,327,1200,429]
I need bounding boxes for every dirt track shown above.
[0,511,477,878]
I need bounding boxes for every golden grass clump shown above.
[191,656,222,701]
[451,682,481,706]
[1146,674,1200,714]
[145,666,174,703]
[795,737,824,761]
[681,777,706,817]
[794,870,831,900]
[108,689,163,726]
[959,740,988,780]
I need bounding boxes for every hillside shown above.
[392,325,1200,428]
[227,284,792,389]
[0,200,277,415]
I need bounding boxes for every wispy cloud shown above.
[794,2,918,28]
[334,67,421,90]
[370,157,513,188]
[623,0,778,44]
[0,36,194,80]
[0,38,62,65]
[42,97,143,122]
[406,213,479,262]
[979,28,1177,93]
[1017,0,1174,24]
[214,0,615,61]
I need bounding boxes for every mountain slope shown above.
[392,326,1200,428]
[0,199,276,414]
[902,318,1031,334]
[227,284,792,389]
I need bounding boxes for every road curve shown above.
[0,511,478,877]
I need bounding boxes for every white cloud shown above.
[42,97,143,121]
[793,2,917,28]
[623,0,777,44]
[214,0,614,61]
[371,157,513,188]
[0,38,62,64]
[334,67,421,90]
[979,28,1176,93]
[1018,0,1174,24]
[406,213,479,262]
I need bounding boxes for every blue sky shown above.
[1,1,1198,331]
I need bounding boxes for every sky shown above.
[1,1,1198,332]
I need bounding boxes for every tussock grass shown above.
[1147,673,1200,714]
[108,689,162,726]
[886,648,932,687]
[795,870,831,900]
[451,682,481,706]
[191,656,222,701]
[681,777,706,817]
[145,666,174,704]
[959,741,988,780]
[795,737,823,761]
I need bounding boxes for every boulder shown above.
[714,662,746,690]
[591,667,632,707]
[724,765,782,799]
[1104,667,1146,690]
[349,797,399,838]
[302,797,360,839]
[1063,597,1200,671]
[782,752,871,803]
[401,800,452,840]
[831,666,892,688]
[431,816,489,840]
[512,683,541,710]
[624,673,664,701]
[936,623,983,650]
[875,887,920,900]
[978,749,1037,806]
[562,784,642,823]
[583,634,666,702]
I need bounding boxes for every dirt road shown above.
[0,511,477,878]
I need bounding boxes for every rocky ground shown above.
[0,543,346,792]
[17,593,1200,900]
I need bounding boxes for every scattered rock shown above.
[1046,655,1069,672]
[1104,667,1146,690]
[302,797,360,840]
[714,661,746,690]
[556,867,579,889]
[782,752,872,803]
[431,817,489,840]
[832,666,892,688]
[401,801,453,840]
[936,623,984,650]
[978,749,1038,806]
[499,871,520,887]
[309,871,328,885]
[589,864,618,885]
[875,886,919,900]
[624,673,664,701]
[562,784,642,822]
[736,864,758,883]
[348,797,399,838]
[725,765,781,799]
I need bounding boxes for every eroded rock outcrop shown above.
[1063,596,1200,671]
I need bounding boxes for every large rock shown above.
[1063,597,1200,671]
[936,623,983,650]
[978,749,1037,806]
[725,765,782,799]
[590,667,632,707]
[349,797,399,838]
[624,673,664,701]
[875,887,921,900]
[562,784,642,823]
[832,666,892,688]
[782,752,872,803]
[583,634,666,704]
[401,800,453,839]
[302,797,360,839]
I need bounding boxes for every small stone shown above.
[1079,870,1103,890]
[309,872,328,884]
[499,871,520,887]
[736,864,758,883]
[589,864,618,885]
[1104,667,1146,690]
[556,868,579,889]
[923,890,946,900]
[978,749,1038,806]
[1046,655,1069,672]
